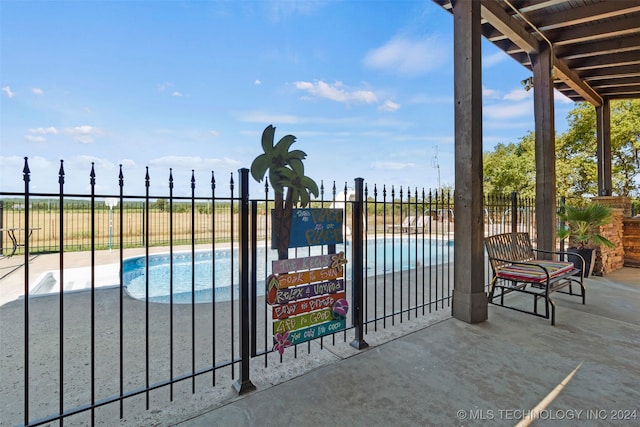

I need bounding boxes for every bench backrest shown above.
[484,232,536,272]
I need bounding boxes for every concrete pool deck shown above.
[1,251,638,426]
[178,267,640,427]
[0,244,225,305]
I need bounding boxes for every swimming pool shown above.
[123,236,453,303]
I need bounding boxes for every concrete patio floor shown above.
[1,250,638,426]
[175,268,639,427]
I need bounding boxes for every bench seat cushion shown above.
[496,260,575,283]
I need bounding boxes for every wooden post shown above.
[451,0,487,324]
[532,45,556,257]
[596,98,612,196]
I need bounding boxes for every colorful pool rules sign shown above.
[268,252,349,354]
[272,208,344,249]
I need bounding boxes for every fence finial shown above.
[23,157,31,183]
[58,160,65,185]
[90,162,96,185]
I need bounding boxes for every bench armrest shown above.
[533,248,586,265]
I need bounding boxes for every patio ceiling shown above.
[433,0,640,106]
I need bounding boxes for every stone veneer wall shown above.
[591,196,630,276]
[623,218,640,268]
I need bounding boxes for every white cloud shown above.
[157,83,183,97]
[4,156,54,175]
[504,88,531,101]
[484,101,532,119]
[28,125,103,143]
[484,120,533,130]
[294,80,377,104]
[209,130,220,137]
[554,89,574,104]
[378,100,400,112]
[2,86,15,98]
[149,156,241,169]
[266,0,325,22]
[483,51,508,68]
[29,126,59,134]
[371,161,416,170]
[363,36,447,76]
[254,79,262,85]
[406,93,454,105]
[32,88,44,95]
[25,135,46,142]
[483,85,499,98]
[118,159,137,169]
[0,156,29,174]
[239,112,301,124]
[68,155,116,171]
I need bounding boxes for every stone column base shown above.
[452,289,488,324]
[591,196,630,275]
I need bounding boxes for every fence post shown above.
[559,196,566,253]
[511,191,518,233]
[350,178,369,350]
[250,200,258,357]
[22,157,31,425]
[234,168,256,394]
[0,200,3,254]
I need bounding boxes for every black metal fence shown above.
[0,159,537,426]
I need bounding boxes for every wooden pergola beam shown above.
[545,17,640,46]
[480,0,602,106]
[554,34,640,60]
[553,59,602,106]
[529,1,640,31]
[481,0,539,53]
[566,51,640,72]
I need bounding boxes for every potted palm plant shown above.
[557,202,615,277]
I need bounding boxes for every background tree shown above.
[556,102,599,196]
[482,133,535,198]
[483,100,640,198]
[610,100,640,196]
[557,100,640,197]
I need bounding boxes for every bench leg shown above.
[565,279,586,305]
[488,276,498,302]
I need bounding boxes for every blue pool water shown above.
[123,237,453,303]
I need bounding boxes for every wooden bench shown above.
[484,232,585,325]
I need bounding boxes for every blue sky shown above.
[1,0,576,198]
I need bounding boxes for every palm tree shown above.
[278,161,319,208]
[250,125,319,259]
[250,125,306,194]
